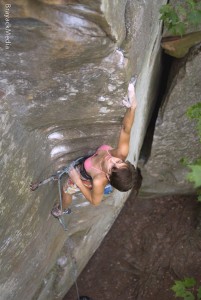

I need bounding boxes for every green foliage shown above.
[171,278,201,300]
[185,103,201,200]
[180,157,189,166]
[186,102,201,141]
[198,287,201,299]
[198,193,201,202]
[159,0,201,36]
[186,162,201,188]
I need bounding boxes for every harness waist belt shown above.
[73,155,92,181]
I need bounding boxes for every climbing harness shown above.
[30,156,113,231]
[30,157,85,191]
[30,156,86,231]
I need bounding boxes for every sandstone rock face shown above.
[141,45,201,197]
[0,0,171,299]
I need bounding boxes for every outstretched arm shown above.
[111,82,137,160]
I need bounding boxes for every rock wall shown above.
[2,0,194,299]
[140,44,201,197]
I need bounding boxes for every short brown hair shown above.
[109,161,142,192]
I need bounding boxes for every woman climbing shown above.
[51,79,142,218]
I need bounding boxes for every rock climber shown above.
[51,79,142,218]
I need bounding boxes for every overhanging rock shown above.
[0,0,166,299]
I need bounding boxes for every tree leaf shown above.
[187,10,201,26]
[186,103,201,120]
[159,1,201,35]
[170,11,180,25]
[175,22,186,36]
[177,5,187,17]
[197,286,201,300]
[171,281,186,297]
[183,277,196,288]
[186,0,196,10]
[198,193,201,202]
[186,165,201,188]
[184,291,195,300]
[197,118,201,141]
[180,157,189,166]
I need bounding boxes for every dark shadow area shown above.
[140,53,173,163]
[64,193,201,300]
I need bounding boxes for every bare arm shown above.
[69,168,107,206]
[111,83,137,160]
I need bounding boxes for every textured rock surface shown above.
[161,31,201,58]
[0,0,166,299]
[141,45,201,196]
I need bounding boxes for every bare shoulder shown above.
[93,173,108,188]
[109,148,127,161]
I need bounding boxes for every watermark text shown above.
[4,4,12,50]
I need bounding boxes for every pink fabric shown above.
[97,145,112,151]
[84,145,112,174]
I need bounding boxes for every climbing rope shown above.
[57,173,68,231]
[67,237,80,299]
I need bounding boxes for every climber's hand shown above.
[122,76,137,109]
[69,167,82,185]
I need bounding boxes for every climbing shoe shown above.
[51,204,72,218]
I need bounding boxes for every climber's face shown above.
[106,156,127,176]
